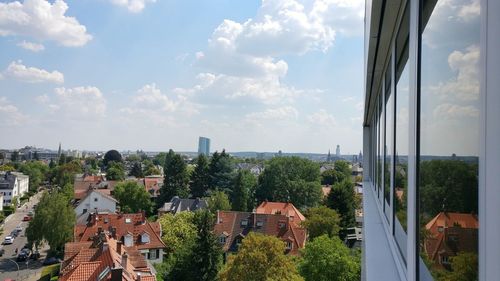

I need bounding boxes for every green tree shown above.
[0,164,15,172]
[334,160,352,179]
[298,235,360,281]
[256,157,322,209]
[103,149,123,166]
[153,152,168,167]
[190,155,210,198]
[231,170,256,211]
[26,191,75,255]
[301,206,341,239]
[19,161,49,192]
[11,151,19,162]
[219,232,304,281]
[106,161,126,181]
[170,211,223,281]
[160,152,189,205]
[209,150,235,192]
[321,169,345,185]
[58,153,67,165]
[143,160,161,176]
[114,181,153,214]
[420,160,477,220]
[53,160,82,187]
[129,161,144,178]
[326,180,356,229]
[436,252,477,281]
[158,212,197,253]
[207,190,231,213]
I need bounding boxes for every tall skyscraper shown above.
[335,145,340,158]
[198,137,210,156]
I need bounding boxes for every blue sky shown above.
[0,0,365,154]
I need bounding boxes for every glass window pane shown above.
[419,0,480,280]
[384,73,393,215]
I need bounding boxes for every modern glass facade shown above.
[363,0,500,280]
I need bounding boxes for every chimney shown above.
[121,252,128,267]
[111,267,123,281]
[101,242,109,252]
[141,210,146,224]
[137,273,142,281]
[117,241,122,255]
[110,227,117,239]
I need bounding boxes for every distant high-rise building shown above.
[198,137,210,156]
[58,142,62,157]
[336,145,341,158]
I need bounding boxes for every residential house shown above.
[138,176,162,199]
[158,196,208,216]
[74,212,166,264]
[74,188,118,216]
[236,163,264,176]
[423,212,479,270]
[214,211,307,256]
[255,201,306,227]
[60,232,156,281]
[74,174,118,201]
[0,171,29,206]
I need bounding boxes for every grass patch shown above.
[39,264,60,281]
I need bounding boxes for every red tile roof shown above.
[214,211,307,255]
[60,233,156,281]
[255,201,306,225]
[424,212,478,269]
[74,212,166,251]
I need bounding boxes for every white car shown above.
[3,236,14,245]
[15,225,23,232]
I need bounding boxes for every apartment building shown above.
[362,0,499,280]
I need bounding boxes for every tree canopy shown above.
[191,155,210,198]
[114,181,153,214]
[129,161,144,178]
[106,161,126,181]
[207,190,231,213]
[160,151,189,205]
[301,206,341,239]
[103,149,122,166]
[208,150,235,192]
[19,161,49,192]
[219,233,304,281]
[231,169,256,212]
[26,191,75,255]
[321,169,346,186]
[298,235,360,281]
[326,180,356,229]
[334,160,352,179]
[158,212,197,254]
[256,157,322,209]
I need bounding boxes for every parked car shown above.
[28,211,34,216]
[10,231,17,238]
[15,225,23,232]
[42,257,61,265]
[3,236,14,245]
[16,252,28,262]
[0,247,5,256]
[23,216,31,221]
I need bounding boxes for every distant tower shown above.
[327,150,332,162]
[336,145,341,158]
[58,142,62,157]
[358,151,363,163]
[198,137,210,156]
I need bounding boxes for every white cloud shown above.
[245,106,299,125]
[121,83,199,124]
[16,40,44,52]
[0,97,29,125]
[52,86,106,119]
[35,94,50,104]
[430,45,479,101]
[3,60,64,84]
[110,0,156,13]
[433,103,479,119]
[0,0,92,47]
[307,109,336,125]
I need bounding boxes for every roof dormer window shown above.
[125,218,132,224]
[124,234,133,247]
[141,233,150,244]
[286,241,293,250]
[240,219,248,227]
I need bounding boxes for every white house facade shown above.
[74,189,118,216]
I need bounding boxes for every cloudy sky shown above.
[0,0,365,153]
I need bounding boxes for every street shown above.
[0,193,46,281]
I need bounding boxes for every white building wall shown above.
[74,190,117,216]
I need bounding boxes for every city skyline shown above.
[0,0,365,153]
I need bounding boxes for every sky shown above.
[0,0,366,154]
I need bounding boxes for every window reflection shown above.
[384,76,393,214]
[419,0,479,280]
